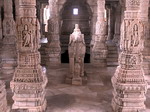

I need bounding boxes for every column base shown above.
[111,73,147,112]
[12,100,47,112]
[91,49,107,67]
[112,98,146,112]
[72,78,82,86]
[10,70,48,112]
[91,59,107,67]
[66,76,87,86]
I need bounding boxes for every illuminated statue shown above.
[68,24,86,85]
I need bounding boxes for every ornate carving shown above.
[49,0,58,17]
[126,0,140,8]
[111,0,148,111]
[48,18,59,34]
[120,20,144,52]
[17,17,40,51]
[10,0,47,111]
[3,19,16,36]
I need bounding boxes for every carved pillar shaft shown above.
[141,0,150,76]
[90,12,97,60]
[10,0,47,111]
[112,4,121,46]
[111,0,148,111]
[46,0,61,65]
[0,81,9,112]
[107,6,115,41]
[0,2,9,111]
[0,4,2,55]
[1,0,17,85]
[91,0,107,67]
[90,13,97,47]
[0,6,2,40]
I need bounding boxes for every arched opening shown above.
[60,0,92,63]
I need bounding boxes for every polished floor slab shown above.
[7,64,150,112]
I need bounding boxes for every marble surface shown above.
[6,64,150,112]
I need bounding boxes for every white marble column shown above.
[91,0,107,67]
[46,0,61,65]
[10,0,48,111]
[1,0,17,85]
[112,0,149,111]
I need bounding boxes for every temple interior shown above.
[0,0,150,112]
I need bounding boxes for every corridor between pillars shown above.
[10,0,48,111]
[111,0,149,111]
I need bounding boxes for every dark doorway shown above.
[61,51,90,63]
[60,0,92,63]
[61,50,69,63]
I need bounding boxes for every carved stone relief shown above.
[111,0,148,111]
[10,0,47,111]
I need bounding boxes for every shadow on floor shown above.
[47,94,76,109]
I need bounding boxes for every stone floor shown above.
[6,64,150,112]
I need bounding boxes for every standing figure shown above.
[67,24,86,85]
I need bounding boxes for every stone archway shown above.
[59,0,92,63]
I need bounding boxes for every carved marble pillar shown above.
[40,4,44,34]
[111,0,148,111]
[112,4,121,46]
[91,0,107,67]
[0,3,9,110]
[0,6,2,40]
[0,4,2,57]
[1,0,17,85]
[90,12,97,60]
[141,0,150,76]
[10,0,48,111]
[46,0,61,65]
[0,80,9,112]
[0,3,10,107]
[107,6,115,42]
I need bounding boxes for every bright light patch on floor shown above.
[73,8,78,15]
